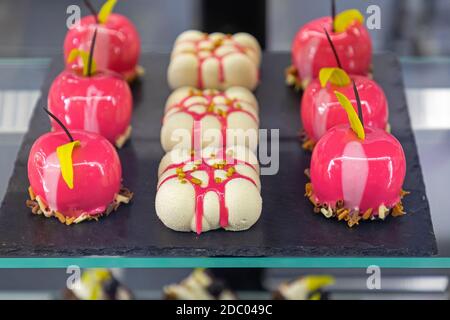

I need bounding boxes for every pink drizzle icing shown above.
[158,151,258,234]
[161,90,260,234]
[164,91,258,150]
[175,35,255,89]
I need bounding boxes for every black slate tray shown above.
[0,53,437,257]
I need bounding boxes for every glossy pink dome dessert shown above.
[301,75,388,148]
[291,16,371,87]
[48,69,132,148]
[27,130,132,224]
[307,125,407,227]
[64,13,141,81]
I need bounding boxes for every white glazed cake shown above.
[155,146,262,234]
[167,30,261,90]
[161,86,259,152]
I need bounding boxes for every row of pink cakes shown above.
[287,4,408,227]
[26,0,140,224]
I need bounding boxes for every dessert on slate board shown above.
[167,30,261,90]
[306,84,407,227]
[49,30,132,148]
[64,0,142,82]
[161,86,259,152]
[155,146,262,234]
[287,2,371,89]
[301,30,388,151]
[64,269,133,300]
[273,275,334,300]
[164,269,237,300]
[26,109,132,225]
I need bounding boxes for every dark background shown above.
[0,0,449,57]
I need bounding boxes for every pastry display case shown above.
[0,0,449,302]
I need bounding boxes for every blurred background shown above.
[1,0,450,56]
[1,268,450,300]
[0,0,450,299]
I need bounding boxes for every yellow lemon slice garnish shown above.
[334,9,364,33]
[67,49,96,76]
[319,67,351,87]
[334,91,365,140]
[56,140,80,189]
[304,275,335,292]
[98,0,117,24]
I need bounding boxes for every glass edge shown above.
[0,257,449,269]
[399,55,450,64]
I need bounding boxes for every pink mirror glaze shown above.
[310,125,406,212]
[301,75,388,142]
[27,130,122,218]
[64,13,140,78]
[291,17,372,83]
[48,69,132,145]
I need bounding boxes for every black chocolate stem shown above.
[87,28,98,77]
[324,28,342,69]
[83,0,99,23]
[43,108,74,142]
[331,0,336,32]
[352,80,365,128]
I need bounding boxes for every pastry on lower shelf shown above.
[50,40,132,148]
[168,30,261,90]
[64,0,142,82]
[306,87,407,227]
[63,269,133,300]
[161,86,259,152]
[27,110,132,225]
[155,146,262,234]
[273,275,334,300]
[164,269,236,300]
[287,8,371,89]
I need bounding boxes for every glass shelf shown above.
[2,257,450,269]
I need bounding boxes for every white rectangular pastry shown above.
[167,30,261,90]
[155,146,262,234]
[161,86,259,152]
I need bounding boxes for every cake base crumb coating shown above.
[26,186,133,225]
[305,179,408,228]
